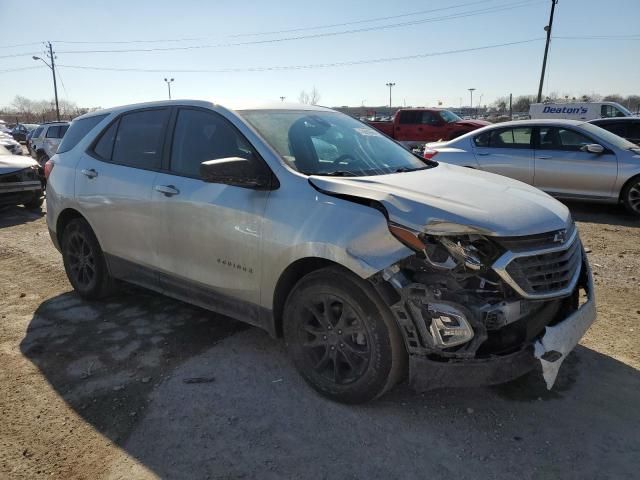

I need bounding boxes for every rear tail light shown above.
[44,159,54,180]
[423,147,438,160]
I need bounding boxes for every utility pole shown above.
[280,96,286,102]
[33,42,60,121]
[385,82,395,108]
[164,78,174,99]
[509,93,513,120]
[468,88,475,117]
[537,0,558,103]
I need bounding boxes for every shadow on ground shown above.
[0,205,44,228]
[20,291,640,480]
[564,200,639,227]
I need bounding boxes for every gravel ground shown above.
[0,201,638,480]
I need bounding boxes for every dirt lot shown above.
[0,201,638,480]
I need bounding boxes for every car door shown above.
[472,126,534,184]
[151,107,271,314]
[533,126,617,199]
[75,108,170,285]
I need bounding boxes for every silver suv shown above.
[29,121,69,165]
[46,101,596,403]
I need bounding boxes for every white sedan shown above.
[423,119,640,215]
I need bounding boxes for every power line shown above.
[554,34,640,40]
[0,66,46,75]
[53,1,540,55]
[231,0,510,37]
[0,41,44,49]
[55,38,543,74]
[51,37,205,45]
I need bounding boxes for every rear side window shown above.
[474,128,532,148]
[45,125,69,139]
[398,111,422,124]
[600,123,627,138]
[58,115,108,154]
[92,109,169,169]
[93,121,119,160]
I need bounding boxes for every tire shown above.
[621,176,640,216]
[61,218,116,299]
[283,266,406,404]
[23,191,44,210]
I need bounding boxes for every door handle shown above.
[81,168,98,179]
[477,152,490,156]
[537,155,552,159]
[154,184,180,197]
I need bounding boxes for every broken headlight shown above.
[388,222,501,271]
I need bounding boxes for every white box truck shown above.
[529,101,634,121]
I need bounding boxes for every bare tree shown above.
[298,86,321,105]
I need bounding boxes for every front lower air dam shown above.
[533,261,597,389]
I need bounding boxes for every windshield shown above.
[440,110,462,123]
[582,122,639,150]
[239,110,430,176]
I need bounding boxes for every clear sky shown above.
[0,0,638,110]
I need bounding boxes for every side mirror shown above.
[199,157,272,189]
[582,144,605,154]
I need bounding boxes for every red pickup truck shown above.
[367,109,490,148]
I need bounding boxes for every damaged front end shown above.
[371,220,596,391]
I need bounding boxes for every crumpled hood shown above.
[0,155,38,175]
[309,163,571,237]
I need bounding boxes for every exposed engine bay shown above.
[372,231,579,363]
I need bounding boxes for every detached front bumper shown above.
[408,261,596,391]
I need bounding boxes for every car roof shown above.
[589,117,639,123]
[74,99,334,122]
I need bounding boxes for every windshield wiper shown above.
[393,166,430,173]
[321,170,357,177]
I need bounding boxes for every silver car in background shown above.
[423,120,640,215]
[46,101,595,403]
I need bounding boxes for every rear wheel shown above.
[61,218,116,299]
[621,176,640,216]
[283,266,406,403]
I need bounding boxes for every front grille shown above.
[505,239,581,296]
[493,225,582,299]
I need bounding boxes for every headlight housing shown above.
[388,222,502,270]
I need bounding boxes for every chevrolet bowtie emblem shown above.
[553,230,567,244]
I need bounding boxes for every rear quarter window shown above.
[57,115,108,154]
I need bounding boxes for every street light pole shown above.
[280,96,286,102]
[468,88,476,117]
[385,82,396,108]
[32,41,60,121]
[537,0,558,103]
[164,78,175,99]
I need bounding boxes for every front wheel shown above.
[61,218,116,299]
[621,176,640,216]
[283,266,406,403]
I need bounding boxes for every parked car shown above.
[367,108,490,149]
[0,132,23,156]
[29,121,69,165]
[589,117,640,146]
[529,101,633,121]
[0,145,44,209]
[11,123,38,143]
[46,101,595,403]
[423,119,640,215]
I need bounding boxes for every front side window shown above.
[601,105,626,118]
[239,110,429,176]
[110,109,169,169]
[421,111,442,126]
[170,109,257,178]
[539,127,593,151]
[31,127,43,138]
